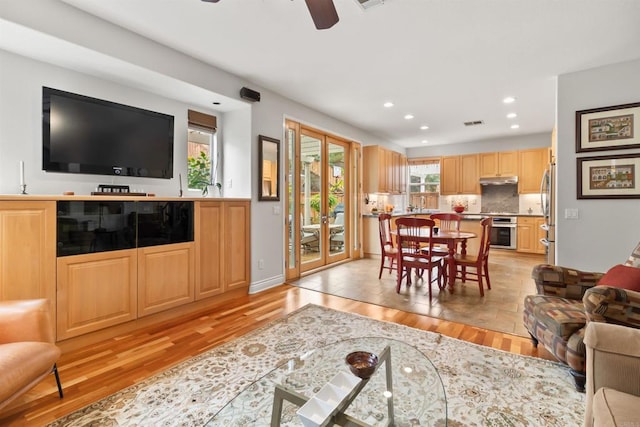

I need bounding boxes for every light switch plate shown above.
[565,208,579,219]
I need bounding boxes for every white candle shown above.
[19,161,25,186]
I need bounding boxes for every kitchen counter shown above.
[363,211,543,219]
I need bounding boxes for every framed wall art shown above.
[577,153,640,199]
[576,102,640,152]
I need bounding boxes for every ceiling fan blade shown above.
[304,0,339,30]
[201,0,220,3]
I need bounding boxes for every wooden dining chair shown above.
[395,217,446,300]
[377,214,398,278]
[429,213,462,256]
[452,217,493,296]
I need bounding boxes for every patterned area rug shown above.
[49,304,584,426]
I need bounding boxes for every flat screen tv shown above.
[42,87,174,179]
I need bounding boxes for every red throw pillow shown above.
[597,264,640,292]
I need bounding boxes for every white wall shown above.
[406,132,551,158]
[0,49,234,197]
[0,1,392,292]
[556,58,640,272]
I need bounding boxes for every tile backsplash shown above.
[480,184,519,213]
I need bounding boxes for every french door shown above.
[285,120,355,279]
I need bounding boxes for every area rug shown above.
[49,304,584,426]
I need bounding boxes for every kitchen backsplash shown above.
[481,184,519,213]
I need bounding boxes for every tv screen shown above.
[42,87,174,179]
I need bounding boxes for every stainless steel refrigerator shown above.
[540,161,555,265]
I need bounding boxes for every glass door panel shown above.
[327,139,348,262]
[300,130,325,271]
[284,122,299,281]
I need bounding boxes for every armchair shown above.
[0,299,63,412]
[584,322,640,427]
[523,258,640,391]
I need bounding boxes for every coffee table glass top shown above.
[206,337,447,426]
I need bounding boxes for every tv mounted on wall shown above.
[42,87,174,179]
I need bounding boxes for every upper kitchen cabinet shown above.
[363,145,406,194]
[479,151,518,177]
[518,148,550,194]
[440,154,480,195]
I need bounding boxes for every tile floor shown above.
[288,250,546,337]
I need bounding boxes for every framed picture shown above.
[576,102,640,152]
[258,135,280,201]
[577,153,640,199]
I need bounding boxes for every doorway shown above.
[284,120,359,280]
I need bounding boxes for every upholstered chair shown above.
[0,299,63,411]
[584,322,640,427]
[523,242,640,392]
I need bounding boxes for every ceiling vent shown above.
[464,120,484,127]
[354,0,384,10]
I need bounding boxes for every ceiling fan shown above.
[201,0,339,30]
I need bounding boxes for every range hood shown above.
[479,176,518,185]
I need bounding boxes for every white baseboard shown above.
[249,274,285,294]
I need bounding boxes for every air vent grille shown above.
[464,120,484,126]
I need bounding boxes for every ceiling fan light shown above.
[304,0,339,30]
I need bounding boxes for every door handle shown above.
[539,238,549,247]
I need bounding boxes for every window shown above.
[187,110,218,193]
[408,158,440,209]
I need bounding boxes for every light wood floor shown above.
[0,281,554,426]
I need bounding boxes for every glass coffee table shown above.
[206,337,447,426]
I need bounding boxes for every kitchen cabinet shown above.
[138,242,195,317]
[518,148,550,194]
[440,154,480,195]
[479,151,518,177]
[364,145,407,194]
[56,249,138,340]
[517,217,546,254]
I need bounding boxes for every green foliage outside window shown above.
[188,151,211,194]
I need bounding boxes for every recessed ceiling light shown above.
[421,140,428,144]
[511,124,520,129]
[383,101,394,108]
[404,114,414,120]
[503,96,516,104]
[420,125,429,130]
[506,113,517,119]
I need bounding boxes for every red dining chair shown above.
[429,213,462,256]
[452,217,493,296]
[377,214,398,278]
[395,217,446,300]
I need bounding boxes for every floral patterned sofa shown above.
[523,242,640,391]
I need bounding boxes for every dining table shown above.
[391,228,477,292]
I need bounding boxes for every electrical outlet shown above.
[227,179,232,189]
[258,259,264,269]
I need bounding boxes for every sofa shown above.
[584,322,640,427]
[523,242,640,391]
[0,299,63,412]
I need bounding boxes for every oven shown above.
[489,216,517,249]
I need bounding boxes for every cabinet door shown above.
[399,154,407,194]
[391,151,401,193]
[479,152,499,177]
[516,218,535,253]
[223,201,250,291]
[519,148,550,193]
[459,154,480,194]
[0,201,56,304]
[195,201,224,299]
[138,242,194,317]
[57,249,137,340]
[498,151,519,175]
[440,156,460,195]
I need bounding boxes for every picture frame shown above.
[577,153,640,199]
[576,102,640,152]
[258,135,280,201]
